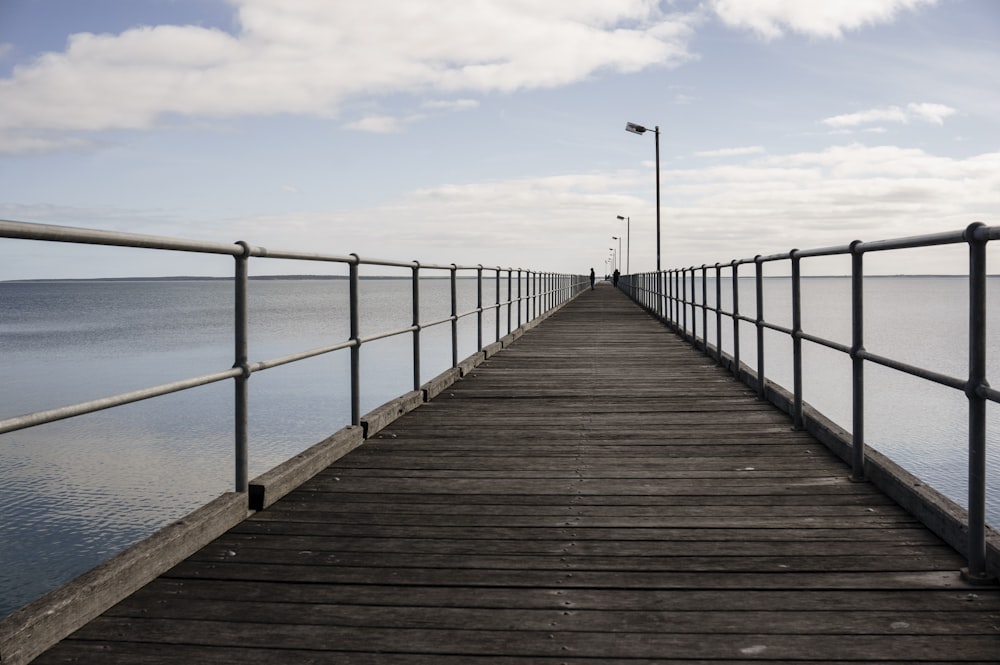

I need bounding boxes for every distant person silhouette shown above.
[589,268,595,290]
[612,269,620,287]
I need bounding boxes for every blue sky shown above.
[0,0,997,278]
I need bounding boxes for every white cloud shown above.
[710,0,938,39]
[0,1,698,153]
[822,102,958,129]
[345,115,403,134]
[907,102,957,125]
[823,106,909,128]
[695,146,766,157]
[421,99,480,111]
[666,144,1000,260]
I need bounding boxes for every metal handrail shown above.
[619,222,997,581]
[0,219,588,497]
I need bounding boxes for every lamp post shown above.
[625,122,661,271]
[616,215,630,274]
[609,247,616,273]
[612,236,622,272]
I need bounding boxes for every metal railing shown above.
[620,222,998,582]
[0,219,587,494]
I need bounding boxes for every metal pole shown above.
[412,262,421,391]
[349,255,361,426]
[533,271,538,321]
[507,269,513,334]
[732,261,741,379]
[964,222,989,581]
[791,250,803,429]
[450,264,458,368]
[627,217,630,274]
[701,265,708,353]
[233,242,250,493]
[715,263,723,365]
[476,265,483,352]
[517,269,523,328]
[655,126,661,272]
[850,241,865,481]
[682,268,688,341]
[754,256,765,399]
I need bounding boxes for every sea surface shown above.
[1,276,997,618]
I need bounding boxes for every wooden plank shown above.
[87,601,1000,637]
[35,642,1000,665]
[44,617,1000,661]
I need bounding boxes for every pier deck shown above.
[33,285,1000,663]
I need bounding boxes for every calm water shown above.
[1,276,997,618]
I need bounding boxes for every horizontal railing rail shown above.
[620,222,998,582]
[0,219,587,497]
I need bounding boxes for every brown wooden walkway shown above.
[33,285,1000,663]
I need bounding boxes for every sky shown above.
[0,0,998,278]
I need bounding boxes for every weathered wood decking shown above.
[33,285,1000,663]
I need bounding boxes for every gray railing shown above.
[620,222,998,582]
[0,219,587,494]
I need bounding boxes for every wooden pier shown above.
[27,285,1000,663]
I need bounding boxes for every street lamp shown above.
[609,247,616,272]
[612,236,622,272]
[616,215,630,274]
[625,122,661,271]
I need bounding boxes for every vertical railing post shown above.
[550,272,555,312]
[233,241,250,494]
[652,271,657,315]
[507,269,513,334]
[661,270,667,322]
[790,250,804,429]
[495,267,501,343]
[476,265,483,352]
[690,268,696,342]
[676,270,682,329]
[642,272,660,317]
[532,271,538,321]
[670,270,677,327]
[517,269,523,328]
[964,222,989,581]
[412,262,421,391]
[714,263,723,365]
[450,264,458,368]
[665,270,672,326]
[701,265,708,352]
[731,260,741,378]
[694,268,700,343]
[665,271,670,322]
[682,268,689,341]
[849,241,865,481]
[754,256,765,399]
[349,254,361,427]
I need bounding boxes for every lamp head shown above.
[625,122,647,135]
[616,215,625,220]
